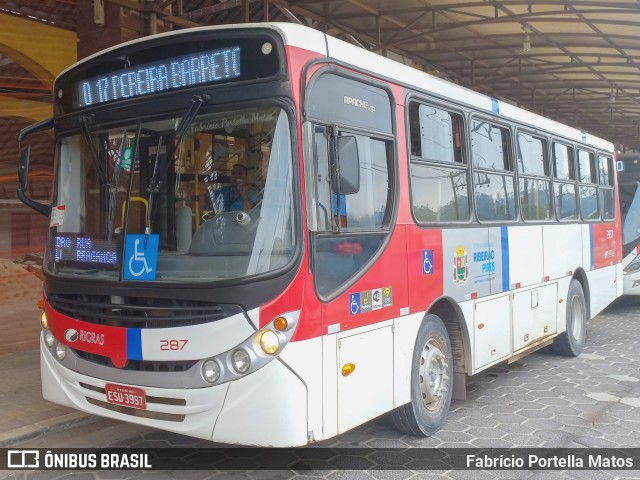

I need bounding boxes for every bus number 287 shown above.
[160,339,188,351]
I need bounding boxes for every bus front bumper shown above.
[40,333,309,446]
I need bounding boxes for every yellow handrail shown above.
[121,197,149,226]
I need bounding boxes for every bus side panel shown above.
[473,294,510,370]
[586,265,619,318]
[543,224,583,280]
[321,332,338,441]
[441,228,491,302]
[321,228,408,334]
[278,337,324,442]
[405,227,443,311]
[556,275,573,334]
[505,225,544,288]
[591,221,622,309]
[337,325,393,434]
[592,223,621,268]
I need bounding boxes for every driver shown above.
[213,163,258,212]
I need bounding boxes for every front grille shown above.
[75,350,198,372]
[80,383,186,406]
[85,398,186,422]
[81,382,186,422]
[48,293,242,329]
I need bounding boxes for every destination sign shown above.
[53,234,119,265]
[73,46,241,108]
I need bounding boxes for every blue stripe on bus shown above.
[590,224,594,269]
[491,98,500,113]
[126,328,143,360]
[501,226,509,291]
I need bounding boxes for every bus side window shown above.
[577,149,599,220]
[598,154,615,221]
[517,132,552,221]
[408,101,470,223]
[470,120,516,222]
[552,142,578,221]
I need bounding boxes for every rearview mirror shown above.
[18,144,30,191]
[331,135,360,195]
[17,118,54,217]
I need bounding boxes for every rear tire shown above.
[552,279,587,356]
[390,314,453,436]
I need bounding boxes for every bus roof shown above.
[61,22,614,153]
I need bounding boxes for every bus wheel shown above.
[552,279,587,356]
[390,314,453,436]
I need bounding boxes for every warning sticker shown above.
[50,206,65,227]
[348,286,393,315]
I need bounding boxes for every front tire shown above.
[552,279,587,356]
[390,314,453,436]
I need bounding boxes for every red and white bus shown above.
[18,23,622,447]
[617,153,640,294]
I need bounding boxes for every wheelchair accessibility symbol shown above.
[423,250,434,275]
[124,234,159,280]
[349,293,361,315]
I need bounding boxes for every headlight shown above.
[194,311,300,387]
[232,349,251,373]
[55,343,66,360]
[259,330,280,354]
[202,359,221,383]
[40,311,48,329]
[44,330,55,348]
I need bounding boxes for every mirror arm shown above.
[329,124,341,233]
[17,118,54,217]
[17,189,51,216]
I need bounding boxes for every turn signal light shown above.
[273,317,288,331]
[40,311,48,329]
[341,363,356,376]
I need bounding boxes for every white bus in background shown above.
[618,153,640,294]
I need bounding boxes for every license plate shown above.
[105,383,147,410]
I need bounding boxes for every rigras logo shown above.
[64,329,78,342]
[63,328,105,346]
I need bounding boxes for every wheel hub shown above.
[419,341,448,408]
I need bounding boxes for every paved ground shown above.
[1,298,640,479]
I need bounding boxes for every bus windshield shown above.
[619,155,640,253]
[621,182,640,248]
[49,106,296,282]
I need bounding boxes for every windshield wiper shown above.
[106,129,127,241]
[79,114,108,186]
[106,122,142,242]
[147,94,208,227]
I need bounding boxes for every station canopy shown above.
[3,0,640,151]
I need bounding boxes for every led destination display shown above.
[53,234,118,265]
[74,46,241,108]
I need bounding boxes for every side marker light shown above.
[342,363,356,376]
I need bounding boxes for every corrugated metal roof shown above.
[2,0,640,181]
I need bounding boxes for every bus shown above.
[17,23,622,447]
[618,153,640,294]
